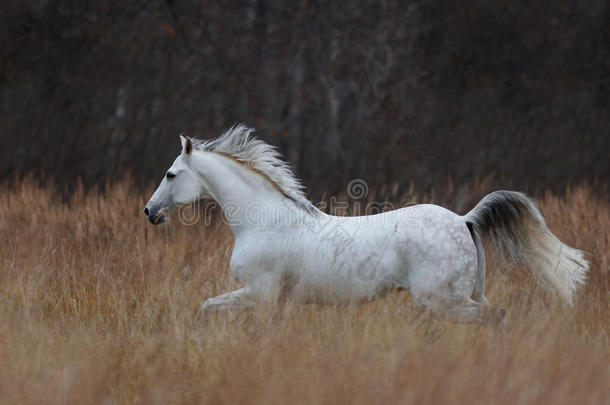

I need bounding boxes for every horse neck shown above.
[192,152,303,236]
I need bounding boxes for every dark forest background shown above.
[1,0,609,201]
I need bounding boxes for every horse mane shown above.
[191,124,315,212]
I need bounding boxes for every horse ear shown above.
[180,135,193,155]
[185,137,193,155]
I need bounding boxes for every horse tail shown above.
[464,190,588,305]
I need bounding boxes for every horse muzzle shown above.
[143,206,168,225]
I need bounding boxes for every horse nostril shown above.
[144,207,149,216]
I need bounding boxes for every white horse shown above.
[144,125,589,324]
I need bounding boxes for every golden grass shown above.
[0,180,608,404]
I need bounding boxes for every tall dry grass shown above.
[0,180,608,404]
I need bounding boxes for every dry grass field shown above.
[0,179,608,404]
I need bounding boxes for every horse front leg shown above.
[200,287,256,311]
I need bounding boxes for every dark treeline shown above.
[1,0,609,200]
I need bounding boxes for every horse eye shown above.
[166,172,176,179]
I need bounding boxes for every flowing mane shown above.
[191,125,315,212]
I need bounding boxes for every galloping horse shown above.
[144,125,588,324]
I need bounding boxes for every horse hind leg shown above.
[404,226,501,325]
[409,271,504,325]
